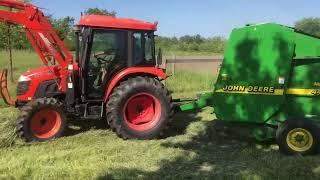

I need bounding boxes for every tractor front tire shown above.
[17,98,67,142]
[106,77,173,140]
[276,119,319,155]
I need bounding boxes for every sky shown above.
[32,0,320,38]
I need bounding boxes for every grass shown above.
[0,108,18,148]
[166,70,216,98]
[0,51,320,179]
[1,107,320,179]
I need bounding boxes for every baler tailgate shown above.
[0,69,16,106]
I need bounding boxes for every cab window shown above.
[132,32,155,65]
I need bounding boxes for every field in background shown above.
[0,50,41,79]
[0,51,41,107]
[0,51,320,179]
[162,50,221,56]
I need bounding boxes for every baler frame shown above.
[177,22,320,155]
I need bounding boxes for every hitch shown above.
[176,92,214,112]
[0,69,16,106]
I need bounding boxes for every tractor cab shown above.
[75,15,160,100]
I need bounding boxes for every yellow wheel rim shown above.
[286,128,313,152]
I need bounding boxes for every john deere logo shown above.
[223,85,275,93]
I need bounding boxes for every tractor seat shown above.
[87,62,126,100]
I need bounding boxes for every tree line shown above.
[155,17,320,54]
[0,1,320,54]
[0,6,116,51]
[156,35,226,54]
[0,4,227,54]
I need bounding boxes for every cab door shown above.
[84,29,128,99]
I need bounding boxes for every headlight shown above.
[18,75,31,82]
[17,81,30,96]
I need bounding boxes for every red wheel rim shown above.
[123,93,161,131]
[30,109,62,139]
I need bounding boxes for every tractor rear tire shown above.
[276,119,319,155]
[17,98,67,142]
[106,76,173,140]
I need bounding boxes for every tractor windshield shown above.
[86,30,127,97]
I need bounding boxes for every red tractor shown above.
[0,0,173,142]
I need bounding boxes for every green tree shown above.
[84,8,116,17]
[295,17,320,37]
[46,15,74,39]
[155,35,226,54]
[0,0,32,81]
[54,16,76,51]
[46,15,76,50]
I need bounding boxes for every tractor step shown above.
[83,102,104,119]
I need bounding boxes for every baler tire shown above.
[276,119,319,156]
[106,76,173,140]
[16,98,67,142]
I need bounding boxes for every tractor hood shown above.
[20,65,60,82]
[16,65,62,102]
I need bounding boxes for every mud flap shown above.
[0,69,16,106]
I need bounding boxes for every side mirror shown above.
[156,48,162,66]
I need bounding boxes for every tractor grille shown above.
[17,81,30,96]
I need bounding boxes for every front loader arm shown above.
[0,0,74,106]
[0,0,72,67]
[0,0,24,9]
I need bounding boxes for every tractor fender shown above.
[103,67,167,102]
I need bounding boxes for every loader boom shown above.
[0,0,74,105]
[0,0,72,67]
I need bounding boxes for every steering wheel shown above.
[93,51,110,63]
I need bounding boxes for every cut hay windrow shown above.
[0,108,18,148]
